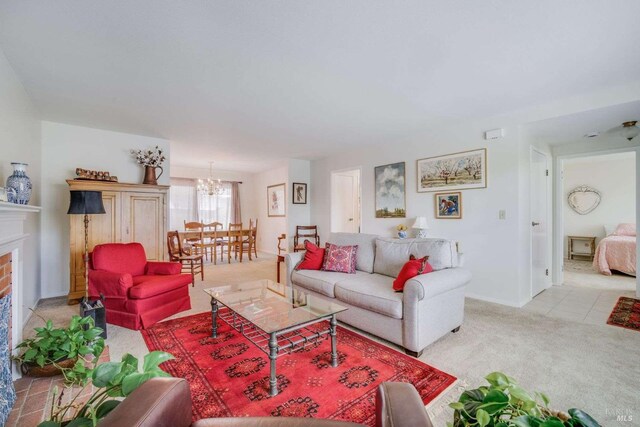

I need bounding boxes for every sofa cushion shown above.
[296,241,326,271]
[92,243,148,277]
[374,238,457,277]
[334,274,403,319]
[129,274,192,299]
[328,233,377,273]
[292,269,369,298]
[393,255,433,292]
[322,243,357,273]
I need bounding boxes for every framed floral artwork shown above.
[292,182,307,204]
[267,183,286,217]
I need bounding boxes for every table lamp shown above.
[67,190,107,336]
[412,216,429,238]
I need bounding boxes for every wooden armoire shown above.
[67,179,169,304]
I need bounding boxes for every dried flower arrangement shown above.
[130,146,166,167]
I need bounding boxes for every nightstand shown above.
[567,236,596,261]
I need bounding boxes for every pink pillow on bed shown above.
[613,223,636,236]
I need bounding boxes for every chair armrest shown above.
[88,270,133,299]
[146,261,182,275]
[376,382,433,427]
[403,268,472,302]
[284,252,305,284]
[99,377,192,427]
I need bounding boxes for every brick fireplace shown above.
[0,252,13,360]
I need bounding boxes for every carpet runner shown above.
[607,296,640,331]
[142,311,456,426]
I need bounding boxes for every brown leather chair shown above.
[98,377,433,427]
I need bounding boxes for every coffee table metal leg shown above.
[269,333,278,396]
[211,298,219,338]
[330,314,338,367]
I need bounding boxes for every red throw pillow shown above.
[393,255,433,292]
[296,241,326,271]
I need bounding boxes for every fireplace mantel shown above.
[0,201,41,213]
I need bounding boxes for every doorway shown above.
[331,169,361,233]
[530,148,551,297]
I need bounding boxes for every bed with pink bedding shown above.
[593,224,636,277]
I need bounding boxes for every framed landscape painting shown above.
[292,182,307,204]
[435,192,462,219]
[374,162,406,218]
[417,148,487,192]
[267,183,286,217]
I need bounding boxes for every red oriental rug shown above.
[141,311,456,426]
[607,297,640,331]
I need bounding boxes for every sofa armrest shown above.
[376,382,433,427]
[403,268,472,302]
[146,261,182,275]
[284,252,305,284]
[99,377,192,427]
[88,270,133,299]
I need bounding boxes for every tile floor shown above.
[523,284,635,324]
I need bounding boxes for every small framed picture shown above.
[267,183,286,217]
[292,182,307,204]
[435,192,462,219]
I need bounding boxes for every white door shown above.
[531,149,549,296]
[331,170,360,233]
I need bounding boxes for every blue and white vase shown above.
[6,162,32,205]
[397,230,407,239]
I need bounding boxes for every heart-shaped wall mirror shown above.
[568,185,601,215]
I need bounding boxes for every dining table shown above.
[177,229,254,263]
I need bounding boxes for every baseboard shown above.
[464,292,523,308]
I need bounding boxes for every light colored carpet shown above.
[26,254,640,426]
[563,259,636,291]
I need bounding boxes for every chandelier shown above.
[197,162,225,196]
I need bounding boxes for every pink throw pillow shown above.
[613,223,636,237]
[322,243,358,274]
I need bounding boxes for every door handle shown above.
[531,221,540,227]
[348,218,353,222]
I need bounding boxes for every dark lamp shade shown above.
[67,191,106,215]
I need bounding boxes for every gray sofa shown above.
[285,233,472,357]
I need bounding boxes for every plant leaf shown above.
[512,415,543,427]
[95,400,121,419]
[568,409,601,427]
[478,389,509,414]
[92,362,122,387]
[64,418,93,427]
[509,385,534,403]
[37,422,61,427]
[460,389,485,403]
[485,372,511,388]
[539,419,565,427]
[476,409,490,427]
[449,402,464,410]
[142,351,174,372]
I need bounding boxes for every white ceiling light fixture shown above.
[197,162,225,196]
[620,121,640,141]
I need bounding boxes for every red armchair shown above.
[88,243,192,330]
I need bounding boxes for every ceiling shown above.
[523,100,640,146]
[1,1,640,171]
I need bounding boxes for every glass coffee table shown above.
[204,280,348,396]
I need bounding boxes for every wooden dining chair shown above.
[276,233,286,283]
[184,221,205,258]
[293,225,320,252]
[204,222,224,264]
[241,219,258,260]
[227,222,243,263]
[167,231,203,285]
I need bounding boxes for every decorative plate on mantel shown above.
[567,185,601,215]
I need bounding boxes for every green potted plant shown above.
[14,315,105,378]
[39,351,174,427]
[449,372,601,427]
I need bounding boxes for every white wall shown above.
[311,120,527,306]
[40,122,171,298]
[0,47,42,319]
[254,164,288,254]
[170,165,258,226]
[562,152,636,253]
